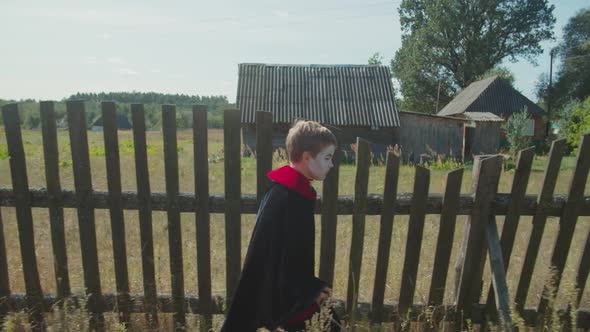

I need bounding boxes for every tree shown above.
[503,109,531,159]
[368,52,384,65]
[557,97,590,153]
[392,0,555,114]
[477,66,516,86]
[551,8,590,110]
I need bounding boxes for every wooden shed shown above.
[438,75,546,147]
[90,113,132,131]
[397,111,467,163]
[236,63,400,157]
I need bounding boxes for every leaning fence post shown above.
[454,155,503,330]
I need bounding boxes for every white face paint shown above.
[307,145,336,181]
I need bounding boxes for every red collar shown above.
[267,165,316,201]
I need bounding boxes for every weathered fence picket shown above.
[399,166,430,318]
[2,104,45,329]
[162,104,186,327]
[102,101,131,325]
[193,105,213,332]
[371,150,400,324]
[130,103,159,327]
[539,134,590,316]
[515,139,567,314]
[318,126,343,287]
[0,208,9,322]
[40,101,70,301]
[346,138,371,324]
[66,100,104,328]
[428,168,463,307]
[256,111,273,207]
[485,146,535,318]
[0,101,589,331]
[223,109,242,306]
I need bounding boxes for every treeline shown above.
[0,92,232,129]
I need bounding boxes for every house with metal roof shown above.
[438,75,546,149]
[236,63,400,157]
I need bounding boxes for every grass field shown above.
[0,128,589,330]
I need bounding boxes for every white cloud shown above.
[84,56,99,65]
[108,57,123,64]
[96,32,111,40]
[275,10,290,18]
[118,68,139,75]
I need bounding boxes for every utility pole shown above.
[545,48,556,138]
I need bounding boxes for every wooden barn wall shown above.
[242,124,397,159]
[398,112,464,163]
[471,121,501,156]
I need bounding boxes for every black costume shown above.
[221,165,340,331]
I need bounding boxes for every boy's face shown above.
[306,144,336,181]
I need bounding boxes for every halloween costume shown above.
[221,165,340,331]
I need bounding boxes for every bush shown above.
[503,109,530,159]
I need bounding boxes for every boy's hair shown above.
[286,120,337,162]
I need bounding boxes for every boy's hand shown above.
[315,287,331,305]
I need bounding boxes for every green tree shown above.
[392,0,555,113]
[557,98,590,153]
[503,109,531,159]
[477,66,516,86]
[552,8,590,110]
[368,52,384,65]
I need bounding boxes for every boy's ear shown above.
[301,151,313,163]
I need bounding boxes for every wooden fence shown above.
[0,100,589,331]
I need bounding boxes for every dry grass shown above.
[0,128,589,331]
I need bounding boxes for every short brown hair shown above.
[286,120,337,162]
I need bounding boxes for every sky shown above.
[0,0,587,103]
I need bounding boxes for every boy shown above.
[221,120,341,331]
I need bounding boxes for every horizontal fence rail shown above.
[0,189,588,216]
[1,101,589,331]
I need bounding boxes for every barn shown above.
[90,113,132,131]
[437,75,546,148]
[236,63,400,158]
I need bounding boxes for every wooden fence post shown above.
[256,111,273,208]
[0,206,10,327]
[40,101,71,300]
[66,100,104,329]
[319,125,343,287]
[130,104,159,327]
[101,101,131,326]
[346,138,371,325]
[371,150,401,324]
[162,104,186,328]
[454,155,503,330]
[428,168,464,308]
[515,139,566,314]
[224,109,242,306]
[193,105,213,331]
[398,166,430,322]
[485,146,535,319]
[2,103,45,329]
[539,134,590,317]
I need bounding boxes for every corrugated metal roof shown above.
[237,63,400,127]
[438,76,545,117]
[463,112,504,122]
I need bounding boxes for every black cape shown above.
[221,181,328,331]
